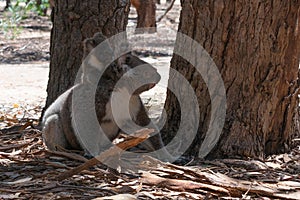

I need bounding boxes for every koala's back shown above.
[60,87,81,150]
[42,85,81,150]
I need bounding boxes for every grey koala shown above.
[42,33,174,161]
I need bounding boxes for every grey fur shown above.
[42,32,174,161]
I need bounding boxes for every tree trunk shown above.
[163,1,300,159]
[43,0,130,115]
[131,0,157,33]
[5,0,11,9]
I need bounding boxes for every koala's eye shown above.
[125,55,131,63]
[122,65,131,72]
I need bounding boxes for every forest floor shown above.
[1,1,300,199]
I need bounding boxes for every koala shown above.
[42,32,174,162]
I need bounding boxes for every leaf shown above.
[13,103,20,108]
[93,194,137,200]
[0,193,21,199]
[3,177,32,185]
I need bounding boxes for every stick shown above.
[156,0,176,22]
[55,128,154,181]
[141,171,229,194]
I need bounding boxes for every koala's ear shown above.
[92,32,107,45]
[83,32,108,54]
[117,53,132,67]
[83,38,96,54]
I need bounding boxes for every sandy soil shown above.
[0,63,49,106]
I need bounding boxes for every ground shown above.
[0,1,300,199]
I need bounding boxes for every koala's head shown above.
[82,32,161,94]
[115,53,161,95]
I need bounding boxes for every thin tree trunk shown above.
[4,0,11,9]
[163,1,300,159]
[131,0,157,33]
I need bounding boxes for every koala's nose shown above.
[144,66,160,81]
[154,71,161,82]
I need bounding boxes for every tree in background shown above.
[163,1,300,159]
[131,0,156,33]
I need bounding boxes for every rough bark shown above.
[163,0,300,159]
[131,0,157,33]
[42,0,130,116]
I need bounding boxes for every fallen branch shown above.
[0,140,34,151]
[44,149,89,163]
[139,156,300,199]
[141,171,229,194]
[157,0,176,22]
[55,128,153,181]
[0,122,32,134]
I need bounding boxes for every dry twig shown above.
[55,128,153,181]
[157,0,176,22]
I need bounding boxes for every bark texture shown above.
[163,0,300,159]
[43,0,130,113]
[131,0,157,33]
